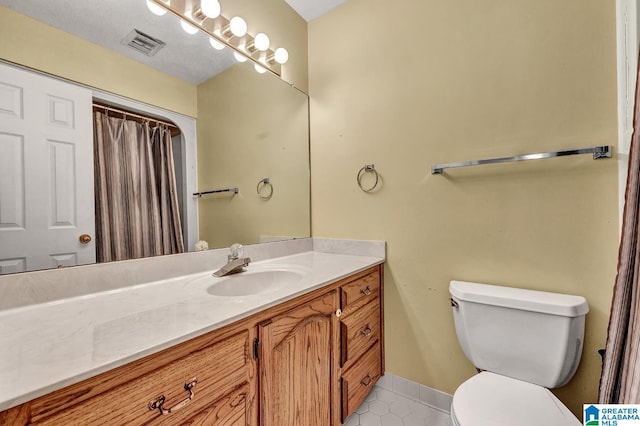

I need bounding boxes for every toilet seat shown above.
[451,372,581,426]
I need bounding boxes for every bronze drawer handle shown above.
[148,378,197,415]
[359,325,372,337]
[360,374,373,387]
[360,286,372,296]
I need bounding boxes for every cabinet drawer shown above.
[35,330,251,425]
[340,269,380,310]
[177,383,248,426]
[341,342,381,422]
[341,298,380,368]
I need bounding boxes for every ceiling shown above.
[284,0,346,22]
[0,0,346,85]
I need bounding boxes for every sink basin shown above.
[206,268,306,297]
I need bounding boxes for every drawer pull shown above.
[148,378,198,415]
[359,325,372,337]
[360,286,372,296]
[360,374,373,387]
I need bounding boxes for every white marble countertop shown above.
[0,250,383,411]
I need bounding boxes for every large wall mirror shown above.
[0,0,310,275]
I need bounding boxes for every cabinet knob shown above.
[359,325,372,337]
[360,374,373,387]
[335,309,342,318]
[360,286,372,296]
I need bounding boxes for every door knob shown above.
[79,234,92,244]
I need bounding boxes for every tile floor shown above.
[343,384,452,426]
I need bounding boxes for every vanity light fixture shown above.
[180,11,200,35]
[234,51,249,63]
[234,40,248,62]
[246,33,270,52]
[200,0,221,19]
[146,0,168,16]
[209,37,225,50]
[145,0,290,77]
[230,16,248,37]
[222,16,248,38]
[269,47,289,65]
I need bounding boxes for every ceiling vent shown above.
[121,29,166,57]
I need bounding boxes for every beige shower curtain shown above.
[93,111,185,263]
[598,60,640,403]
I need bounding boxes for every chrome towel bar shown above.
[431,145,611,175]
[193,187,239,197]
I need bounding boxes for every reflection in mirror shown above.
[197,61,309,248]
[0,0,310,275]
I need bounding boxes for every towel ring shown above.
[257,178,273,200]
[357,164,379,192]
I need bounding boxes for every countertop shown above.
[0,251,383,411]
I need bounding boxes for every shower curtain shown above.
[93,111,185,263]
[598,61,640,403]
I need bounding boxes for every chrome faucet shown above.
[213,243,251,277]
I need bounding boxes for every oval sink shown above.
[206,269,305,297]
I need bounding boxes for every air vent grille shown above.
[121,29,166,57]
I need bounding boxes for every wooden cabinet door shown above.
[258,290,339,426]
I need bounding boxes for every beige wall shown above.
[0,5,197,117]
[309,0,619,415]
[197,62,310,248]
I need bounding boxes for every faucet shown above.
[213,243,251,277]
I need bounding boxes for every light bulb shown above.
[274,47,289,64]
[254,63,267,74]
[254,33,270,52]
[229,16,248,37]
[146,0,167,16]
[233,51,248,63]
[200,0,221,18]
[209,37,225,50]
[180,11,199,35]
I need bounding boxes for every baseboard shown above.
[376,373,452,413]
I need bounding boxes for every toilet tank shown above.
[449,280,589,388]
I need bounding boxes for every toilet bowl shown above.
[450,372,580,426]
[449,280,589,426]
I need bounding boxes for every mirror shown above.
[197,61,310,249]
[0,0,310,274]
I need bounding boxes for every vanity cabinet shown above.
[0,323,257,425]
[0,264,384,426]
[338,267,384,422]
[258,290,340,425]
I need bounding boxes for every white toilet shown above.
[449,280,589,426]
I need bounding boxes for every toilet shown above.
[449,280,589,426]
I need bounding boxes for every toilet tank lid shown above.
[449,281,589,317]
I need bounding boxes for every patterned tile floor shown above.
[343,384,452,426]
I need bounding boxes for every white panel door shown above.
[0,62,94,274]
